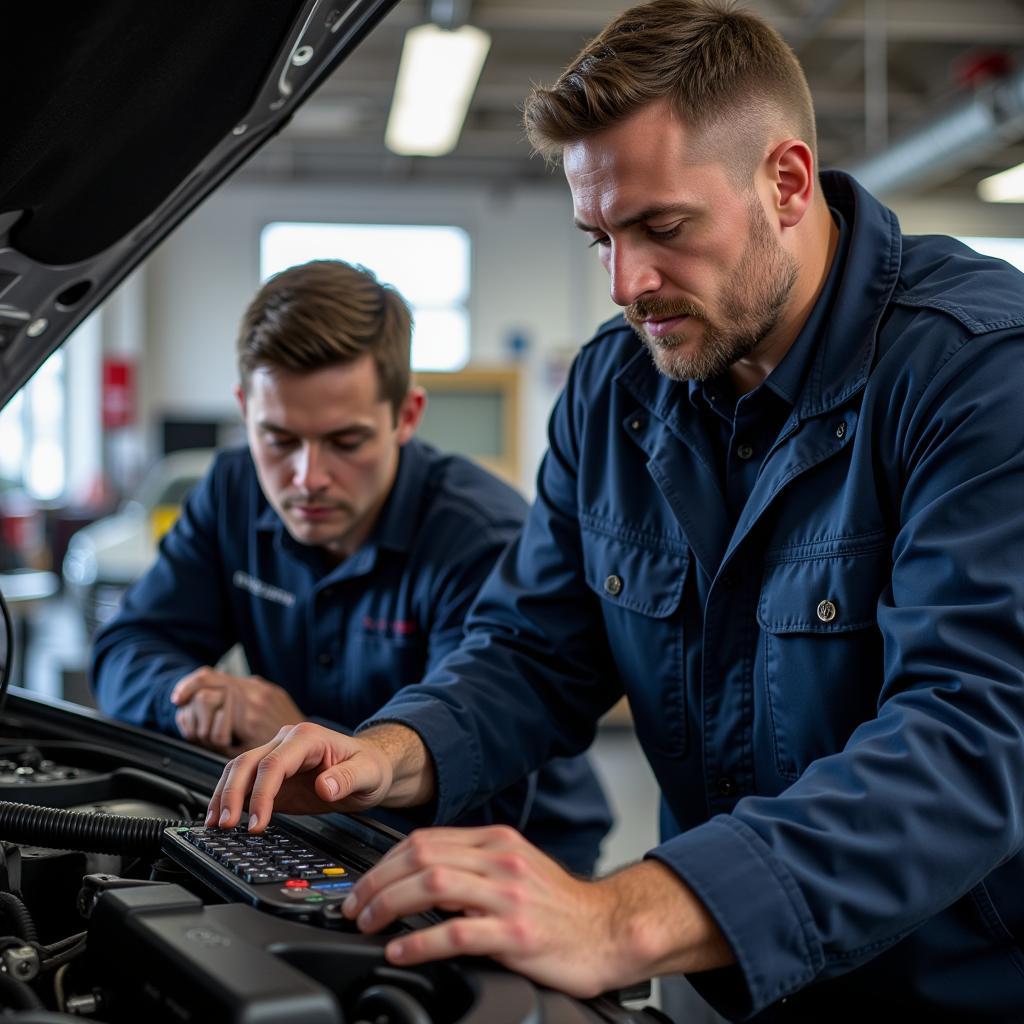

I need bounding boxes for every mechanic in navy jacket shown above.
[208,4,1024,1020]
[91,259,611,875]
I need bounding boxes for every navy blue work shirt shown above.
[91,438,612,874]
[365,173,1024,1020]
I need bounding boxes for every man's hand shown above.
[339,826,735,999]
[206,721,435,830]
[170,667,306,754]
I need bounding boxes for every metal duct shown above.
[845,67,1024,195]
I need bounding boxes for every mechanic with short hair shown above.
[207,2,1024,1019]
[92,258,612,875]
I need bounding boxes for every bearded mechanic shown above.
[209,3,1024,1020]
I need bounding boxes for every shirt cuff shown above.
[647,814,824,1018]
[154,678,184,737]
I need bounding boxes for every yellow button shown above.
[322,867,347,876]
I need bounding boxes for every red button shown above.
[285,879,309,889]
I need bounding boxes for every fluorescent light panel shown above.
[978,161,1024,203]
[385,23,491,157]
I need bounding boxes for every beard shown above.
[624,196,799,382]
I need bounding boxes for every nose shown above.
[608,241,662,307]
[293,442,330,492]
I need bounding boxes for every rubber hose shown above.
[0,891,37,943]
[0,801,190,856]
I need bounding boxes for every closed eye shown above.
[330,438,366,453]
[264,434,296,449]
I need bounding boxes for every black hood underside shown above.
[0,0,399,408]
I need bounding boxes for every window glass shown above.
[260,223,471,371]
[0,349,65,500]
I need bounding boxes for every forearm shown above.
[358,723,437,807]
[595,860,734,985]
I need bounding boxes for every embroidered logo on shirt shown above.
[232,571,296,607]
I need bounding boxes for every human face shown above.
[238,356,423,562]
[565,101,798,383]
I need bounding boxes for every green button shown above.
[303,894,325,903]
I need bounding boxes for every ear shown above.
[395,386,427,445]
[234,383,247,419]
[764,139,815,229]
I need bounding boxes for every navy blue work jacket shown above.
[366,173,1024,1020]
[91,438,612,873]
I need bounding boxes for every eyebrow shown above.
[574,202,701,234]
[257,420,374,441]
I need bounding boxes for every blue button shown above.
[312,881,353,892]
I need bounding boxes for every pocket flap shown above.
[757,545,886,634]
[582,527,688,618]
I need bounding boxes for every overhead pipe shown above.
[845,66,1024,195]
[863,0,889,153]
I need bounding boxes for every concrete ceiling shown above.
[239,0,1024,201]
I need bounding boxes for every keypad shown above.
[176,825,357,900]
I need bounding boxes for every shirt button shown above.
[736,443,755,460]
[317,652,334,667]
[715,776,736,798]
[836,421,847,440]
[720,571,738,590]
[630,418,642,430]
[603,574,623,596]
[816,599,837,623]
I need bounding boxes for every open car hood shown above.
[0,0,398,410]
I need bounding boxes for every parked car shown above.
[62,449,215,633]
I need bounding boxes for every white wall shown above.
[137,180,1024,494]
[141,179,619,495]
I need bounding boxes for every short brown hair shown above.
[523,0,816,180]
[237,259,413,416]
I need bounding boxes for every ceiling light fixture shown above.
[977,161,1024,203]
[385,23,491,157]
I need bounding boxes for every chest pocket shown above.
[581,524,689,758]
[757,539,888,778]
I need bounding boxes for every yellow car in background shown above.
[62,449,214,633]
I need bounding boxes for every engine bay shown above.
[0,699,664,1024]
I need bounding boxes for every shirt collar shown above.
[370,437,431,555]
[686,204,850,415]
[764,204,850,406]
